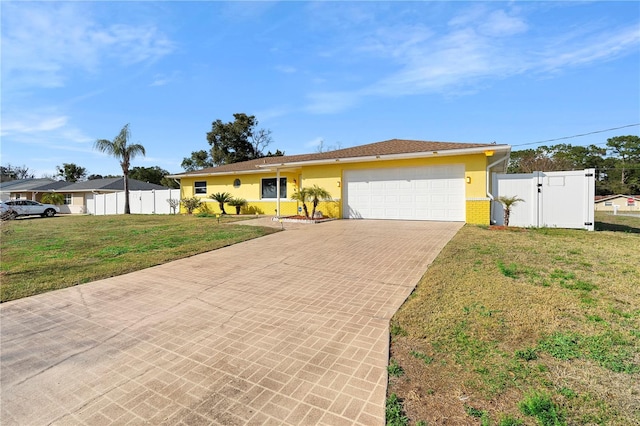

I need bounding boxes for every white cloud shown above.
[305,137,325,148]
[1,115,68,136]
[305,91,360,114]
[304,5,640,114]
[1,2,175,89]
[274,65,297,74]
[478,10,528,37]
[536,25,640,72]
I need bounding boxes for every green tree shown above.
[207,113,273,165]
[606,135,640,188]
[209,192,233,214]
[94,124,146,214]
[1,164,34,181]
[181,150,214,171]
[306,185,332,219]
[290,188,310,218]
[56,163,87,182]
[128,166,177,188]
[87,174,104,180]
[264,149,285,157]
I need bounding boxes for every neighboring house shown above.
[594,194,640,212]
[169,139,511,225]
[0,179,70,202]
[0,178,169,214]
[56,178,169,214]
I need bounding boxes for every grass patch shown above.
[388,213,640,425]
[388,359,404,377]
[410,350,434,365]
[538,331,638,373]
[385,394,409,426]
[519,390,566,426]
[0,215,277,302]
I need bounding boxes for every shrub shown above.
[228,197,247,214]
[180,197,202,214]
[41,193,65,205]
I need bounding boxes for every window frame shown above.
[261,177,287,199]
[194,181,207,195]
[64,194,72,205]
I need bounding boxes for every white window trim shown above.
[194,181,207,195]
[261,177,287,199]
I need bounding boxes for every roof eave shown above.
[167,168,267,179]
[256,145,511,168]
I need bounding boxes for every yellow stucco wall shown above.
[179,153,493,223]
[466,200,491,225]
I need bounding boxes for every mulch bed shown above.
[489,225,527,231]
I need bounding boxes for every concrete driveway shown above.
[1,219,462,425]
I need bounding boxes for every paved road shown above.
[1,219,462,425]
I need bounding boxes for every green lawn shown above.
[0,214,278,302]
[388,212,640,426]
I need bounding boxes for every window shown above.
[628,199,636,207]
[233,178,241,188]
[261,178,287,199]
[64,194,72,205]
[194,181,207,195]
[604,201,613,206]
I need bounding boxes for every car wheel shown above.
[43,208,56,217]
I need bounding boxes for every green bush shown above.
[518,390,566,426]
[41,193,65,205]
[180,197,202,215]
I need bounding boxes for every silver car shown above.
[0,200,60,218]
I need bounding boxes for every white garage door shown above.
[344,165,465,221]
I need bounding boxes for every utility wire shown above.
[512,123,640,147]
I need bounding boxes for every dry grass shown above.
[0,214,278,302]
[389,214,640,425]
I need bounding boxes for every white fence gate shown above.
[492,169,595,231]
[86,189,181,215]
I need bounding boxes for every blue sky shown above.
[2,1,639,178]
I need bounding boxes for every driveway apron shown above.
[1,220,462,425]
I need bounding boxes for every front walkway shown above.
[1,220,462,425]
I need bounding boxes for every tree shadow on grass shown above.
[595,221,640,234]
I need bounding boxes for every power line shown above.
[512,123,640,148]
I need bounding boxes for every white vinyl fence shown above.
[492,169,595,231]
[87,189,181,215]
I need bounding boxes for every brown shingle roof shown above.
[173,139,505,176]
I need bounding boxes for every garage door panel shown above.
[345,165,465,221]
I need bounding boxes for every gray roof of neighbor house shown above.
[0,178,168,193]
[0,178,69,192]
[169,139,510,177]
[60,178,169,192]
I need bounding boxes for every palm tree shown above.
[496,195,524,227]
[210,192,233,214]
[228,197,247,215]
[290,188,310,218]
[307,185,332,219]
[94,124,146,214]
